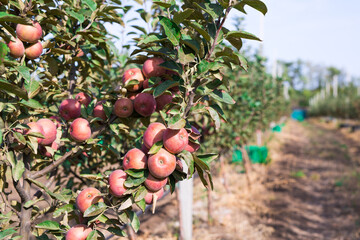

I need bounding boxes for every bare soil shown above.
[132,119,360,240]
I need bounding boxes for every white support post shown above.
[333,75,338,97]
[179,162,193,240]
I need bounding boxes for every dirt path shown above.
[134,119,360,240]
[263,120,360,239]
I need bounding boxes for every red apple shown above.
[16,21,42,43]
[76,187,104,213]
[143,122,166,149]
[184,141,200,153]
[93,101,107,121]
[69,118,91,142]
[134,93,156,117]
[66,224,92,240]
[123,148,147,170]
[36,118,57,146]
[144,188,164,205]
[75,92,91,107]
[25,41,43,59]
[109,170,127,197]
[163,128,188,154]
[24,122,45,144]
[7,38,25,58]
[114,98,133,118]
[39,141,59,157]
[148,148,176,179]
[123,68,144,92]
[144,174,167,192]
[155,94,173,111]
[59,99,81,120]
[142,57,166,78]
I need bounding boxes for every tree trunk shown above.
[240,147,252,191]
[19,154,32,239]
[219,153,230,193]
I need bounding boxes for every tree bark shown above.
[240,147,252,191]
[19,154,32,239]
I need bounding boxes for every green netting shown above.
[291,109,306,122]
[271,125,282,132]
[232,145,268,164]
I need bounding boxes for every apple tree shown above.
[0,0,268,239]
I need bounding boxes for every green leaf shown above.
[83,0,96,11]
[107,227,127,237]
[138,34,165,45]
[35,220,60,230]
[53,204,75,218]
[15,66,31,83]
[24,198,44,208]
[119,197,133,211]
[226,30,261,41]
[134,186,147,202]
[136,198,146,212]
[0,129,2,145]
[26,131,45,139]
[66,10,85,23]
[124,176,146,188]
[173,9,194,25]
[193,3,223,20]
[185,21,211,42]
[206,107,220,130]
[197,60,216,75]
[83,202,107,217]
[128,210,140,233]
[226,35,243,51]
[148,141,163,155]
[196,153,218,165]
[125,169,146,178]
[210,90,235,104]
[0,13,32,24]
[12,160,24,182]
[19,99,43,109]
[86,230,97,240]
[235,0,268,15]
[158,16,181,46]
[153,0,171,8]
[13,131,26,145]
[0,43,8,64]
[210,104,227,121]
[0,228,17,239]
[0,78,28,100]
[153,80,178,98]
[168,118,186,130]
[179,150,194,177]
[80,173,104,181]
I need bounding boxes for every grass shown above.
[290,170,306,178]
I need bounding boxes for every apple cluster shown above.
[7,21,43,60]
[114,57,177,118]
[66,122,201,238]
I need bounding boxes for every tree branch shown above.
[206,2,233,61]
[29,115,117,179]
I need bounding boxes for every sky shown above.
[229,0,360,78]
[107,0,360,78]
